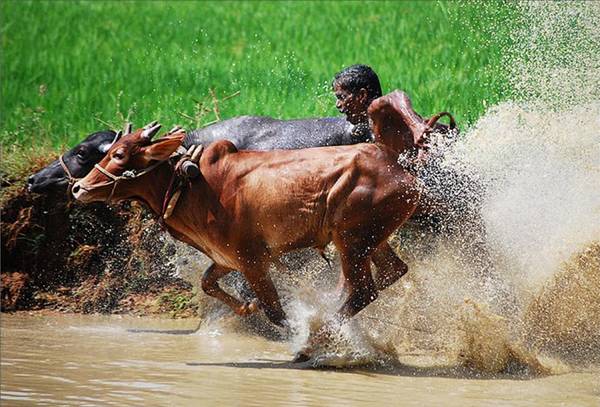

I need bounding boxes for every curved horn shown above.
[124,122,132,135]
[98,130,123,154]
[143,120,159,130]
[168,125,182,135]
[425,112,457,130]
[141,122,162,140]
[110,130,123,145]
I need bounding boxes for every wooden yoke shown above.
[182,145,204,177]
[165,142,225,223]
[163,142,204,220]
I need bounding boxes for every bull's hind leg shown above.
[201,263,258,316]
[241,263,287,328]
[293,245,378,363]
[371,241,408,291]
[333,240,407,300]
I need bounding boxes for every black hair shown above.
[333,64,382,101]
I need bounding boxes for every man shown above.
[332,64,437,153]
[181,66,386,152]
[332,64,382,138]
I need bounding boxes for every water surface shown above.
[2,313,598,406]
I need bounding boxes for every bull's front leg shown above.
[201,263,258,316]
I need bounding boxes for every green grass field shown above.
[1,1,516,149]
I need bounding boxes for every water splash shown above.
[174,1,599,375]
[505,1,600,109]
[524,243,600,365]
[282,1,600,373]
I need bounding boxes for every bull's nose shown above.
[71,182,90,200]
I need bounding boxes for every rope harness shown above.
[161,144,204,220]
[85,144,203,224]
[91,160,166,204]
[59,154,79,199]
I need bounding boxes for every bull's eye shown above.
[113,150,126,160]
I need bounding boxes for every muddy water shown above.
[1,313,598,406]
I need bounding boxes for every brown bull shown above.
[71,121,420,330]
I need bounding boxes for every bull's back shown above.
[218,143,402,220]
[219,145,357,213]
[202,141,417,251]
[186,115,368,151]
[202,143,369,249]
[232,143,376,185]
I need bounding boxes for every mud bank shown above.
[1,157,197,317]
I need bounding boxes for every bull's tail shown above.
[415,111,458,163]
[426,111,457,131]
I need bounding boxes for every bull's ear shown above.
[142,134,185,161]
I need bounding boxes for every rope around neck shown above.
[89,160,167,203]
[59,154,79,199]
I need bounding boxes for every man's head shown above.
[332,64,382,125]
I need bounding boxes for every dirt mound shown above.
[1,157,196,317]
[524,242,600,364]
[458,299,551,375]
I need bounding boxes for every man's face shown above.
[333,82,368,125]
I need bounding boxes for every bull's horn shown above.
[110,130,123,145]
[168,125,182,135]
[100,130,122,153]
[99,142,112,153]
[124,122,132,135]
[141,123,162,140]
[143,120,159,130]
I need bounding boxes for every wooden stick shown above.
[163,189,183,219]
[191,144,204,163]
[94,116,114,128]
[186,145,197,157]
[209,88,221,122]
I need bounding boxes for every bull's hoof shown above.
[292,351,312,364]
[237,299,259,316]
